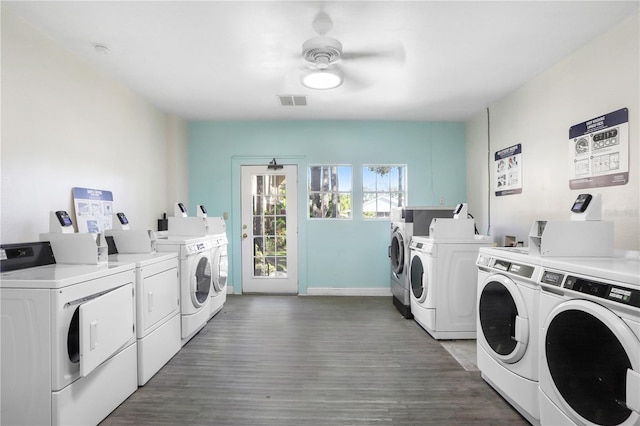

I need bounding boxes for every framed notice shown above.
[72,187,114,233]
[569,108,629,189]
[495,143,523,196]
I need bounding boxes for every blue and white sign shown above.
[495,143,523,196]
[72,187,114,233]
[569,108,629,189]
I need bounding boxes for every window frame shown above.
[362,164,408,220]
[307,164,353,220]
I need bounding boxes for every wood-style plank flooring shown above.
[101,295,528,425]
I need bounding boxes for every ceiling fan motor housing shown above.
[302,36,342,68]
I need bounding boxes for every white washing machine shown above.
[203,216,228,320]
[106,218,182,385]
[156,235,213,346]
[476,246,543,425]
[109,251,181,385]
[390,206,453,318]
[409,232,492,339]
[0,241,138,426]
[538,253,640,426]
[209,233,228,319]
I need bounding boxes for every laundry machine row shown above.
[156,235,215,346]
[389,206,454,318]
[474,194,639,426]
[0,241,138,426]
[208,231,228,319]
[164,209,228,318]
[409,212,493,340]
[106,224,182,386]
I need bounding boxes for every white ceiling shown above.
[5,1,638,121]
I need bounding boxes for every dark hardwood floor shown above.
[101,295,528,425]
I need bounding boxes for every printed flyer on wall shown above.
[569,108,628,189]
[72,187,114,233]
[495,143,522,196]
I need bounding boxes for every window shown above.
[363,165,407,218]
[308,165,352,219]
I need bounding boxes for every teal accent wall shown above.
[189,121,466,294]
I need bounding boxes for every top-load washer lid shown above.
[108,251,178,267]
[0,262,135,289]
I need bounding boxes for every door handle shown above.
[242,233,248,239]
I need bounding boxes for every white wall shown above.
[466,11,639,250]
[165,115,190,213]
[0,7,189,244]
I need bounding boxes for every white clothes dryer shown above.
[0,242,138,426]
[109,252,181,385]
[538,253,640,426]
[476,246,543,425]
[390,207,453,318]
[209,233,228,319]
[156,236,213,346]
[409,234,492,340]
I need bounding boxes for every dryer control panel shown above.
[476,254,536,279]
[541,270,640,308]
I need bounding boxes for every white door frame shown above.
[240,164,298,294]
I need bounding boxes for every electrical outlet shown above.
[223,211,228,220]
[439,196,445,205]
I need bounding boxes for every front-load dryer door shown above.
[390,229,405,276]
[77,283,134,377]
[213,245,228,293]
[410,254,427,303]
[191,254,212,307]
[478,274,529,363]
[542,299,640,426]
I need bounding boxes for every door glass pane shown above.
[254,257,265,276]
[251,173,288,279]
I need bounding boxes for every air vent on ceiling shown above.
[278,95,307,106]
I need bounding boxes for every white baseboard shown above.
[227,286,392,297]
[304,287,392,297]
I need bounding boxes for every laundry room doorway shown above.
[240,164,298,294]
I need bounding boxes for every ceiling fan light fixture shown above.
[301,68,343,90]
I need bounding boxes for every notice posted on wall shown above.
[72,187,114,233]
[495,143,522,196]
[569,108,629,189]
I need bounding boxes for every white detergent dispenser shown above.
[528,194,614,257]
[40,211,108,264]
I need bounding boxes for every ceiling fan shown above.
[299,11,405,90]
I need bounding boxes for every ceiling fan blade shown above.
[341,45,406,63]
[338,65,373,91]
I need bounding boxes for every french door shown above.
[240,165,298,294]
